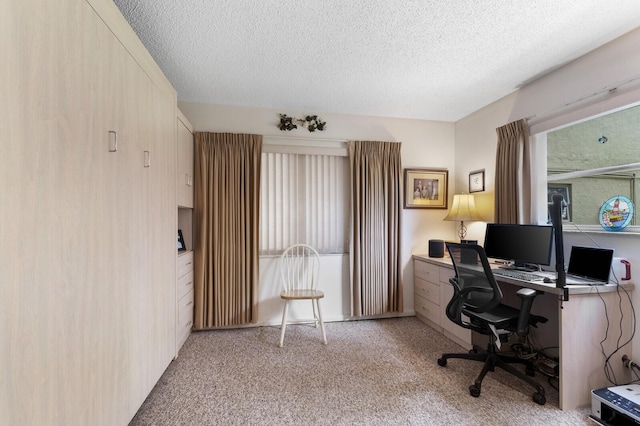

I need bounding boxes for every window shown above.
[260,147,349,255]
[543,104,640,228]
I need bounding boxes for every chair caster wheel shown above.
[533,392,546,405]
[469,384,481,397]
[437,358,447,367]
[468,348,478,354]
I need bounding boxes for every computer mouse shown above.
[543,277,554,283]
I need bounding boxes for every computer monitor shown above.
[483,223,554,271]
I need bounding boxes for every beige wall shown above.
[179,102,457,322]
[455,28,640,357]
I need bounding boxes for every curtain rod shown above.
[263,134,348,143]
[547,162,640,182]
[527,74,640,122]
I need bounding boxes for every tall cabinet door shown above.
[130,67,177,405]
[1,0,177,424]
[177,116,194,208]
[1,1,130,423]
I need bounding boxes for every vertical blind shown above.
[260,152,349,255]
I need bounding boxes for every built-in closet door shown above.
[2,1,128,423]
[126,63,177,406]
[1,0,176,424]
[177,117,194,208]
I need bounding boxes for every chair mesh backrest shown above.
[280,244,320,292]
[445,242,502,314]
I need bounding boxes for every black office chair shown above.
[437,242,548,405]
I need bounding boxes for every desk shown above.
[413,254,635,410]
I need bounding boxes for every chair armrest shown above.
[514,288,542,337]
[444,278,494,333]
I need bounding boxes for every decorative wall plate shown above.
[599,195,634,231]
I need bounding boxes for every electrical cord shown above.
[626,359,640,383]
[569,225,636,386]
[597,277,636,386]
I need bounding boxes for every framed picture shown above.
[404,168,449,209]
[177,229,186,251]
[547,184,572,221]
[469,169,485,193]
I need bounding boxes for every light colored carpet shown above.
[130,317,591,425]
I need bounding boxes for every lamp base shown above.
[457,221,467,240]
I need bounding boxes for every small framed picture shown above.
[404,168,449,209]
[547,184,572,221]
[177,229,186,251]
[469,169,485,193]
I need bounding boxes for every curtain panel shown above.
[193,132,262,329]
[494,119,531,224]
[349,141,403,316]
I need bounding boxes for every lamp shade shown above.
[443,194,483,222]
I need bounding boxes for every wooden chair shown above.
[278,244,327,347]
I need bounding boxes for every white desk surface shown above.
[412,254,634,295]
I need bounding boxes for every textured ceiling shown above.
[114,0,640,121]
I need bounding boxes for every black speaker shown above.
[428,239,444,258]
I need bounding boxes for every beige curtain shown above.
[349,141,403,316]
[494,119,531,224]
[193,132,262,329]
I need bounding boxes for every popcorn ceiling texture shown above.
[114,0,640,121]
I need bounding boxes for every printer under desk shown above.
[591,384,640,425]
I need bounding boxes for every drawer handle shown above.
[108,130,118,152]
[187,321,193,327]
[185,262,193,266]
[185,281,192,286]
[187,301,193,306]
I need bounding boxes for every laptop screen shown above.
[567,246,614,282]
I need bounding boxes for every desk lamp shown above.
[443,193,483,240]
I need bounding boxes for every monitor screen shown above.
[483,223,554,270]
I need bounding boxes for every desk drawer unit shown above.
[415,260,439,283]
[415,294,440,325]
[414,259,441,326]
[177,269,194,301]
[178,251,194,278]
[177,251,195,353]
[177,289,194,348]
[415,276,439,304]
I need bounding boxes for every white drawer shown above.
[414,276,440,304]
[414,260,439,283]
[177,289,194,344]
[177,269,194,300]
[439,266,455,284]
[415,294,440,326]
[178,251,194,278]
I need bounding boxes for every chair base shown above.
[437,346,546,405]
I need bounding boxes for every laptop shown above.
[565,246,614,285]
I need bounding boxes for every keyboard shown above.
[492,268,544,282]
